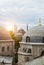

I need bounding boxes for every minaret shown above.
[14,24,17,33]
[38,18,42,26]
[27,24,28,31]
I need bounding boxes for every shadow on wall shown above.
[40,51,44,56]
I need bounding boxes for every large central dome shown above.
[22,26,44,43]
[0,26,12,40]
[24,26,44,37]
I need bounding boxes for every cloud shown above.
[0,0,44,27]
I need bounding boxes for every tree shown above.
[9,31,22,65]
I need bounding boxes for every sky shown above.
[0,0,44,31]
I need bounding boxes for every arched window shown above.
[7,46,9,51]
[26,36,30,42]
[23,48,27,53]
[27,49,31,53]
[41,50,44,56]
[42,37,44,43]
[2,47,5,52]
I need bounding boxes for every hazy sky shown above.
[0,0,44,31]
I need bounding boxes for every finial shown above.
[38,18,42,26]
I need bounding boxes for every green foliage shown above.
[9,30,22,51]
[9,31,22,64]
[9,31,15,40]
[9,31,22,42]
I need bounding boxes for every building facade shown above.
[0,26,15,56]
[0,40,15,56]
[18,23,44,63]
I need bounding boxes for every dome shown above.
[22,26,44,42]
[17,29,26,35]
[24,26,44,37]
[0,26,12,40]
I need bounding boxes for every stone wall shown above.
[0,40,15,56]
[18,42,44,63]
[32,45,44,58]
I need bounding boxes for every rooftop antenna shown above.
[38,18,42,26]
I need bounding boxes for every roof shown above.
[0,56,13,64]
[25,56,44,65]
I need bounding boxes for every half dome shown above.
[0,26,12,40]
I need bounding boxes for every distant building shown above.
[0,26,15,56]
[0,26,25,57]
[0,25,26,57]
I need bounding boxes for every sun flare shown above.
[7,26,13,31]
[6,23,14,31]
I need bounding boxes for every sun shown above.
[7,26,13,31]
[6,23,14,31]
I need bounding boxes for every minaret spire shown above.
[27,24,28,31]
[14,24,17,33]
[38,18,42,26]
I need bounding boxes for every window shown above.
[7,46,9,51]
[23,48,31,53]
[23,48,27,53]
[42,37,44,43]
[26,36,30,42]
[2,47,5,52]
[27,49,31,53]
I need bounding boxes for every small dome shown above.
[0,26,12,40]
[17,29,26,35]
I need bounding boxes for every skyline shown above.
[0,0,44,30]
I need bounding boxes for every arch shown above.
[2,47,5,52]
[23,48,27,53]
[40,50,44,56]
[27,49,31,53]
[26,36,30,42]
[42,37,44,43]
[7,46,9,51]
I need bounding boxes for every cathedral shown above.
[18,19,44,64]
